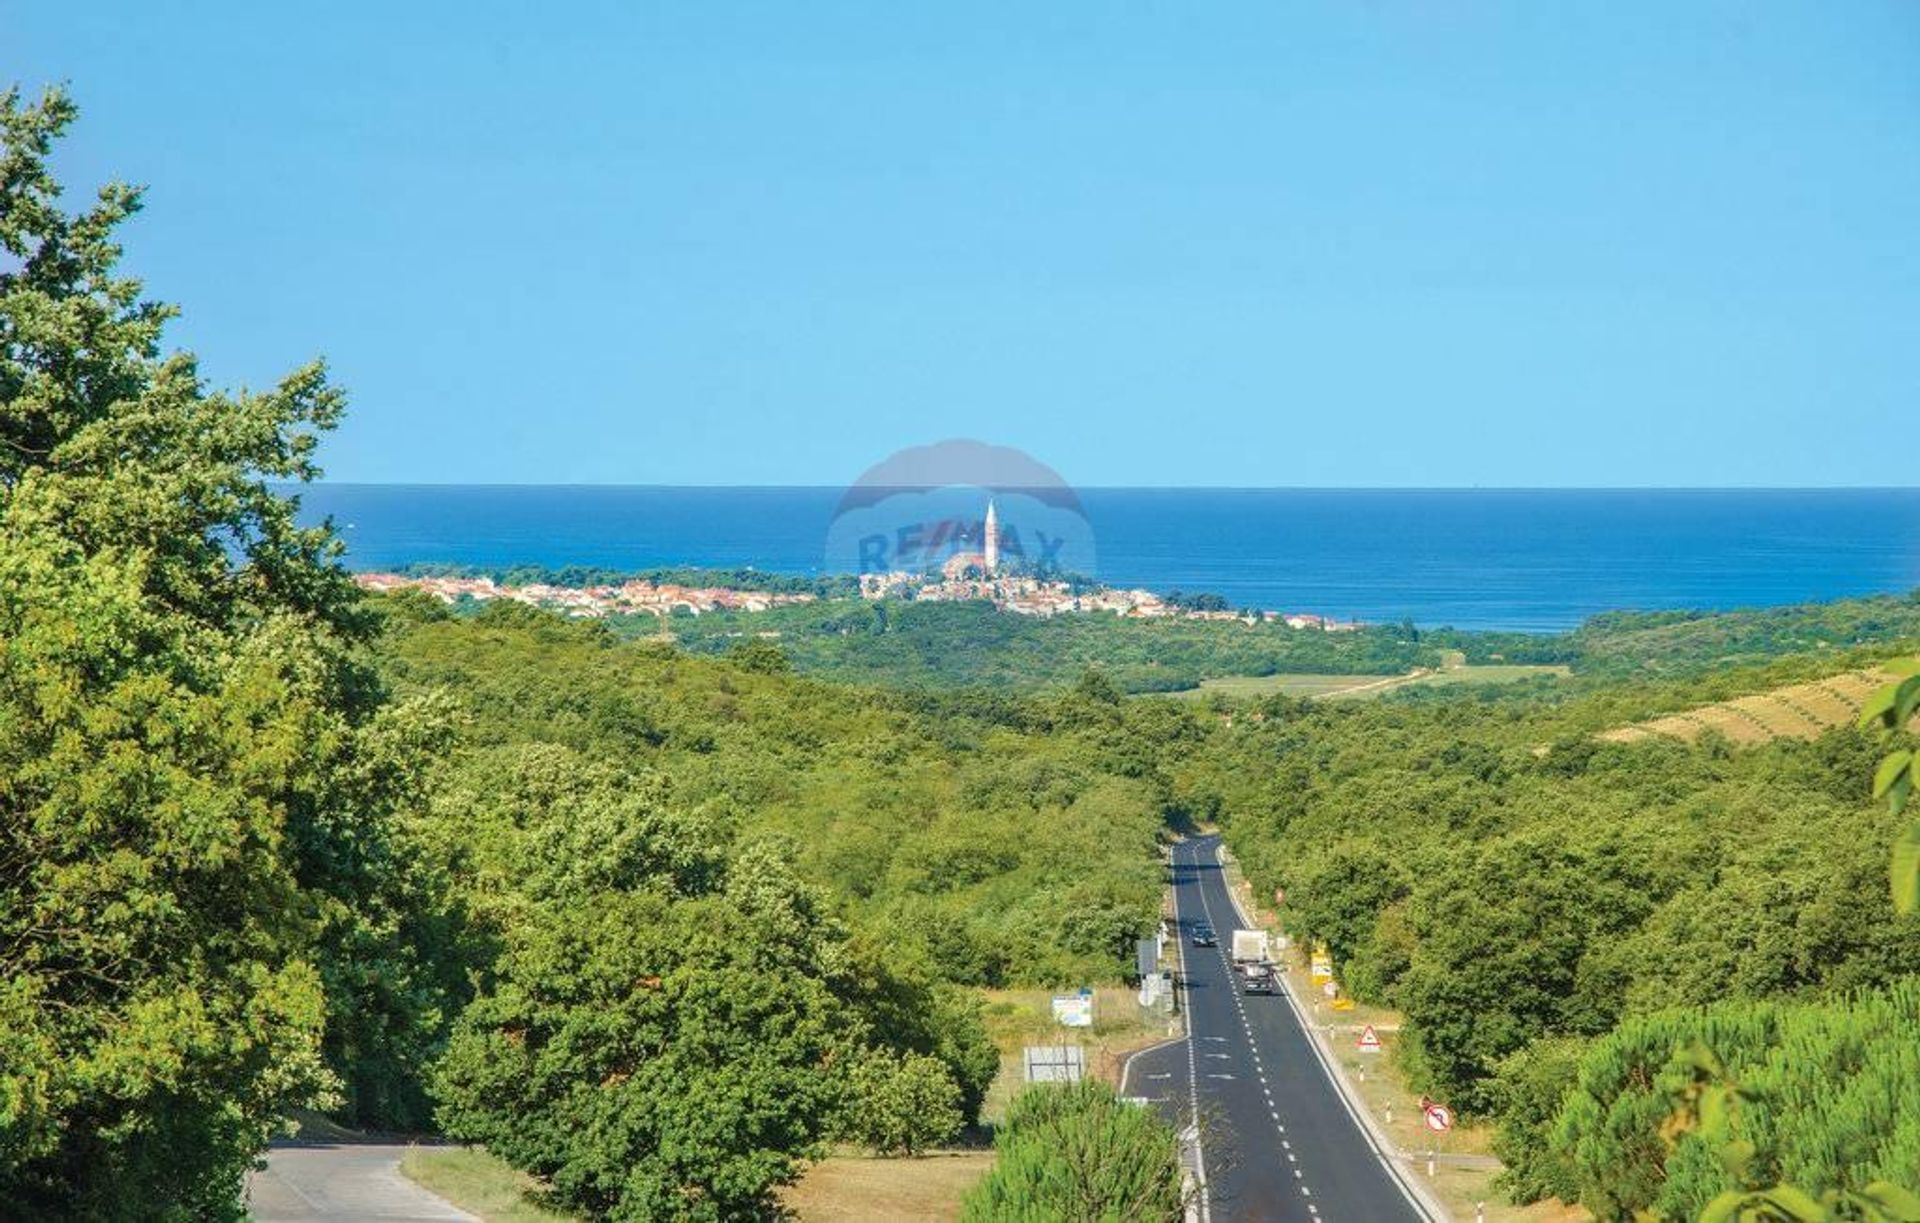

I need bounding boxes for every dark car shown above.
[1190,924,1217,947]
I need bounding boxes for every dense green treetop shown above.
[649,597,1438,692]
[376,601,1174,990]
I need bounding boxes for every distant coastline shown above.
[295,485,1920,632]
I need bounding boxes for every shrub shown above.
[1545,981,1920,1219]
[961,1082,1184,1222]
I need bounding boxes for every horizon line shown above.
[286,481,1920,493]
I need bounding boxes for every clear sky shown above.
[11,3,1918,486]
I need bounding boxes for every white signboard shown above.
[1052,994,1094,1028]
[1024,1045,1086,1083]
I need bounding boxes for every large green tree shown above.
[429,764,875,1220]
[0,86,447,1214]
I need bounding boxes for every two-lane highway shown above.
[1127,836,1428,1222]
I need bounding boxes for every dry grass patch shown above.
[780,1152,994,1222]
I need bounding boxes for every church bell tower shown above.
[983,499,1000,573]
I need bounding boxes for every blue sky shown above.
[12,3,1918,486]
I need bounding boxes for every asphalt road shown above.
[246,1142,476,1222]
[1126,836,1427,1223]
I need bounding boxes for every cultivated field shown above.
[1600,665,1901,746]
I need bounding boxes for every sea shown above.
[289,486,1920,634]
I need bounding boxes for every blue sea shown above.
[290,486,1920,633]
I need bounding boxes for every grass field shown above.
[1601,665,1899,747]
[1167,673,1400,700]
[1165,660,1568,703]
[404,1143,993,1223]
[400,1147,572,1221]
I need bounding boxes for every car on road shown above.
[1242,962,1277,994]
[1190,924,1217,947]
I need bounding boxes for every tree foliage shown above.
[838,1049,964,1156]
[1858,659,1920,914]
[649,597,1438,693]
[378,610,1171,991]
[432,837,857,1219]
[0,85,447,1214]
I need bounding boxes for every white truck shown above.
[1231,929,1271,971]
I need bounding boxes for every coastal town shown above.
[354,499,1363,628]
[353,572,1358,629]
[356,501,1365,628]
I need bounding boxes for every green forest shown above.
[6,84,1920,1221]
[632,597,1439,692]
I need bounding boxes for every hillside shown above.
[378,597,1182,990]
[1563,591,1920,680]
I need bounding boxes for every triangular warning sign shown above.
[1356,1024,1383,1052]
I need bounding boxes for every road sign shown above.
[1357,1024,1383,1053]
[1423,1103,1455,1132]
[1310,952,1333,982]
[1136,937,1159,980]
